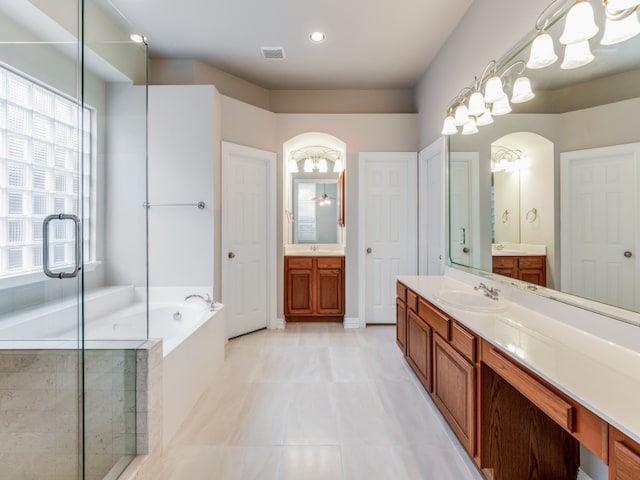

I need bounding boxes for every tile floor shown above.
[162,323,483,479]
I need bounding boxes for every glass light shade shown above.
[560,1,599,45]
[561,40,594,69]
[303,159,314,172]
[527,32,558,69]
[333,159,344,172]
[461,117,478,135]
[475,108,494,127]
[287,159,298,172]
[454,104,470,126]
[511,76,535,103]
[484,76,506,103]
[601,11,640,45]
[441,115,458,135]
[608,0,640,9]
[467,91,486,117]
[317,158,328,173]
[491,96,512,116]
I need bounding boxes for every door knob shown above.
[228,252,236,259]
[366,248,372,254]
[624,251,633,258]
[462,247,470,254]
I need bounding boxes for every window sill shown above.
[0,261,102,290]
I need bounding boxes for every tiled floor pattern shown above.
[162,323,483,479]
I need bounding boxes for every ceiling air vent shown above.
[260,46,285,59]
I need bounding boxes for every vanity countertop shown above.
[397,274,640,444]
[283,244,345,256]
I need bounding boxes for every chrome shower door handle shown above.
[43,214,81,279]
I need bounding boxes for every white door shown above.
[359,152,417,325]
[561,143,640,310]
[419,138,446,275]
[222,142,276,338]
[449,152,479,267]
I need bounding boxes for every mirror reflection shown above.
[447,0,640,322]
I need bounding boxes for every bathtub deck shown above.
[161,323,482,480]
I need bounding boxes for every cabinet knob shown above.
[624,251,633,258]
[228,252,236,259]
[462,247,470,254]
[366,247,372,254]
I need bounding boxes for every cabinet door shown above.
[433,334,475,454]
[285,268,313,315]
[316,268,344,314]
[396,298,407,355]
[407,309,432,391]
[610,427,640,480]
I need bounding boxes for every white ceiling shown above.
[103,0,474,90]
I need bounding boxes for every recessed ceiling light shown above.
[310,31,326,43]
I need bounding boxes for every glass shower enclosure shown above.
[0,1,148,478]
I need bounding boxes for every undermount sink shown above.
[434,289,508,313]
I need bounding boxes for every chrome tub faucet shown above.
[184,293,217,310]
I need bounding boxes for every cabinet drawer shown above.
[316,257,343,269]
[451,322,476,363]
[286,257,313,269]
[418,298,450,340]
[493,256,515,268]
[519,256,544,269]
[483,344,575,433]
[407,289,419,312]
[397,282,407,302]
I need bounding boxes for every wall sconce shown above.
[289,146,343,173]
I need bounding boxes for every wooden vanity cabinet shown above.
[609,426,640,480]
[492,255,547,287]
[396,283,407,354]
[406,308,432,391]
[285,256,344,321]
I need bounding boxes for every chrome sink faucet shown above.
[184,293,217,310]
[474,282,500,301]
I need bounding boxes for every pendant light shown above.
[511,76,535,103]
[461,117,479,135]
[601,7,640,45]
[441,114,458,135]
[475,108,494,127]
[561,40,594,69]
[491,96,512,116]
[454,103,470,126]
[560,0,599,45]
[527,31,558,69]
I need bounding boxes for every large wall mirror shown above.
[447,0,640,326]
[283,133,346,248]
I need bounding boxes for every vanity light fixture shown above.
[441,112,459,135]
[607,0,640,9]
[454,103,470,126]
[475,108,494,127]
[527,31,558,69]
[290,145,342,173]
[317,158,328,173]
[333,158,344,173]
[511,76,536,103]
[484,75,507,104]
[468,90,487,117]
[601,3,640,45]
[129,33,147,44]
[561,39,595,69]
[461,116,479,135]
[560,0,599,45]
[288,158,299,173]
[491,95,512,116]
[303,159,314,172]
[491,145,523,173]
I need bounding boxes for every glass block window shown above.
[0,64,94,279]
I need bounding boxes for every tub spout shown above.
[184,293,216,310]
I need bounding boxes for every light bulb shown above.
[527,31,558,69]
[491,96,512,116]
[441,115,458,135]
[561,40,594,69]
[560,0,599,45]
[468,91,486,117]
[601,11,640,45]
[484,75,506,103]
[511,76,535,103]
[454,104,470,126]
[461,117,479,135]
[475,109,494,127]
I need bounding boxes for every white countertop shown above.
[283,244,345,256]
[492,242,547,257]
[397,274,640,444]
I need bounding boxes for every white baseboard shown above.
[343,317,362,329]
[271,317,285,329]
